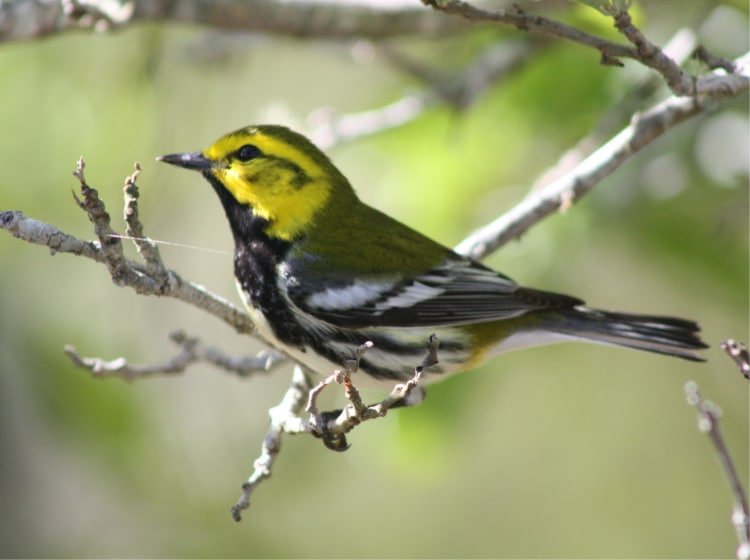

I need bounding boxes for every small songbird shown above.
[158,125,707,393]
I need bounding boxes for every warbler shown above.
[159,125,707,391]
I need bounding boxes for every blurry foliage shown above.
[0,1,748,557]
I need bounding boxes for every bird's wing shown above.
[284,256,583,329]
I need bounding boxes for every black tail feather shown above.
[551,307,708,362]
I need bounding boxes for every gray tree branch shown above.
[685,340,750,560]
[311,39,540,150]
[65,330,285,381]
[0,0,472,43]
[231,365,313,522]
[721,340,750,381]
[1,165,255,336]
[231,336,438,521]
[423,0,637,65]
[454,51,750,260]
[426,0,744,99]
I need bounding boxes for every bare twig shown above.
[426,1,744,98]
[231,365,313,522]
[72,158,141,289]
[230,335,439,521]
[1,163,256,335]
[611,9,695,95]
[311,95,430,151]
[685,380,750,559]
[123,162,168,281]
[0,0,472,44]
[423,0,637,65]
[694,46,737,74]
[64,330,285,381]
[454,50,750,260]
[721,340,750,381]
[311,40,537,150]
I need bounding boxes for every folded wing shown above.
[286,256,583,329]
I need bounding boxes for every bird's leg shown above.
[306,341,374,451]
[307,335,439,452]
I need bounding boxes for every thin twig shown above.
[612,9,695,95]
[694,46,737,74]
[1,163,256,335]
[123,162,168,283]
[230,335,440,521]
[685,379,750,559]
[311,94,430,152]
[427,1,744,98]
[721,340,750,380]
[423,0,637,64]
[231,365,313,522]
[65,330,285,381]
[311,40,537,150]
[72,158,137,288]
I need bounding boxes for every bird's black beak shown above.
[157,152,214,171]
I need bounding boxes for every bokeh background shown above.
[0,1,747,557]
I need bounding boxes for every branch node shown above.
[510,4,528,31]
[600,52,624,67]
[613,7,694,96]
[720,339,750,380]
[559,189,575,213]
[693,45,737,74]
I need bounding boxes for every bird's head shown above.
[159,125,355,241]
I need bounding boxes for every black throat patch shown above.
[202,171,309,351]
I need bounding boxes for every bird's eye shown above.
[236,144,262,162]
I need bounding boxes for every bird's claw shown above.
[310,409,351,452]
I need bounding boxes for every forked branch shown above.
[454,50,749,259]
[66,330,285,381]
[1,162,255,335]
[424,0,735,97]
[230,336,439,521]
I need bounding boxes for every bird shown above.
[158,124,707,394]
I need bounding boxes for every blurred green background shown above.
[0,1,747,557]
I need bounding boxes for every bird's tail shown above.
[546,307,709,361]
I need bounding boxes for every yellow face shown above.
[203,126,333,241]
